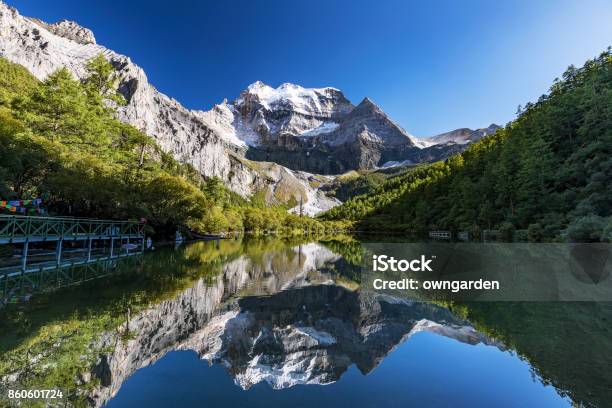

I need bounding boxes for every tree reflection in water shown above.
[0,238,609,408]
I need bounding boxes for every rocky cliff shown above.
[0,1,339,213]
[426,124,501,146]
[203,81,500,174]
[0,1,499,212]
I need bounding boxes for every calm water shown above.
[1,238,610,407]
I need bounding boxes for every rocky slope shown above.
[244,96,424,173]
[0,1,499,213]
[0,2,239,173]
[426,124,501,146]
[0,1,338,213]
[201,81,500,174]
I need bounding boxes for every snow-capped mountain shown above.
[375,124,502,169]
[191,80,355,152]
[199,85,430,174]
[182,291,501,391]
[426,124,501,146]
[234,81,353,143]
[197,82,498,174]
[0,1,500,213]
[0,1,339,213]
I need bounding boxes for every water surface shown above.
[1,238,609,407]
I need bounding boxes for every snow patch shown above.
[195,101,247,148]
[300,122,339,137]
[287,174,341,217]
[195,102,262,147]
[234,325,337,390]
[237,81,340,116]
[379,159,413,169]
[235,353,332,389]
[413,138,437,148]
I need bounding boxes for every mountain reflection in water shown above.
[0,238,609,408]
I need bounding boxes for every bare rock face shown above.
[234,81,354,143]
[29,18,96,45]
[208,83,500,174]
[316,97,421,171]
[230,92,425,174]
[426,123,501,145]
[0,1,338,211]
[0,1,500,210]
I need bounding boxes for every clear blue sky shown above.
[7,0,612,136]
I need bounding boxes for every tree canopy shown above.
[0,55,348,236]
[321,49,612,242]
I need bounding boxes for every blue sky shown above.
[7,0,612,136]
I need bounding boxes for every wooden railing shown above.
[0,215,144,243]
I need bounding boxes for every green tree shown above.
[83,53,126,105]
[16,68,110,147]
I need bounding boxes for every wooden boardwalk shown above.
[0,215,143,244]
[0,215,145,276]
[0,215,145,302]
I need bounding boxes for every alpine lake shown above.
[0,237,610,408]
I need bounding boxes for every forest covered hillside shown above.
[321,49,612,242]
[0,56,349,236]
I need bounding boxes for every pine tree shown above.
[83,53,126,105]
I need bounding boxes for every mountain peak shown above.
[236,81,351,116]
[243,81,341,96]
[246,80,270,91]
[353,97,385,117]
[279,82,300,90]
[361,97,375,105]
[321,95,417,151]
[28,17,96,45]
[426,124,502,145]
